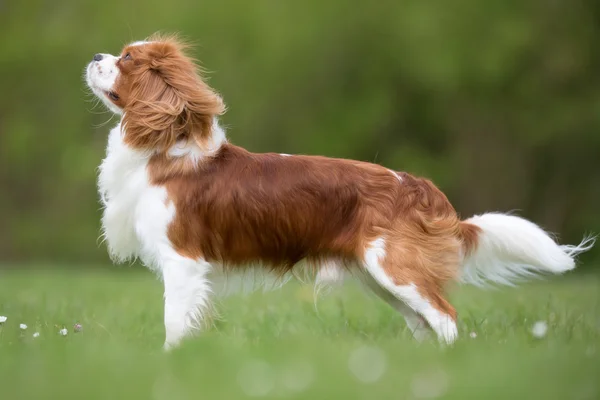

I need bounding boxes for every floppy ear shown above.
[122,54,225,152]
[177,74,226,151]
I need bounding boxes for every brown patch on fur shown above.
[374,173,463,317]
[459,221,482,256]
[148,150,214,182]
[158,145,403,269]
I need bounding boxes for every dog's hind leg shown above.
[361,236,460,344]
[359,272,432,341]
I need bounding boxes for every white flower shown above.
[469,332,477,338]
[0,316,7,323]
[33,332,40,338]
[59,328,68,336]
[531,321,548,338]
[19,323,27,330]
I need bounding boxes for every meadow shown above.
[0,268,598,399]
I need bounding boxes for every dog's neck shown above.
[147,118,227,184]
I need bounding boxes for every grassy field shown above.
[0,268,598,399]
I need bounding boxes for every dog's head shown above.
[85,35,225,151]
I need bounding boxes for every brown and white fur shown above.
[85,35,595,349]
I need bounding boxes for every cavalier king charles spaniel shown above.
[85,35,594,349]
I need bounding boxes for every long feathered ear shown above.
[122,39,225,152]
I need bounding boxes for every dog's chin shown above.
[95,90,123,115]
[86,65,123,116]
[101,93,123,115]
[88,85,123,115]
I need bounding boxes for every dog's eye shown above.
[123,52,131,61]
[108,92,120,101]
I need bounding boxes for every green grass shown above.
[0,269,599,399]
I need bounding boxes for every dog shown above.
[85,35,594,349]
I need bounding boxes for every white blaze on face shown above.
[129,41,150,47]
[388,169,403,182]
[85,53,122,114]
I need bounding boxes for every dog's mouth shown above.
[104,91,120,102]
[85,63,120,102]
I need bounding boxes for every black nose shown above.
[93,54,103,62]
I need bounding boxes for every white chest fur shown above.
[97,123,173,269]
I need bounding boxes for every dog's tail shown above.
[457,213,595,287]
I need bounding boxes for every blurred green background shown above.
[1,3,599,399]
[1,0,599,266]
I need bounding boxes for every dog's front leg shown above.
[161,256,213,350]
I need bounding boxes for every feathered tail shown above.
[458,213,595,287]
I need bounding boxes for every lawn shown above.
[0,268,599,399]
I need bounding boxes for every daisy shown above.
[531,321,548,338]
